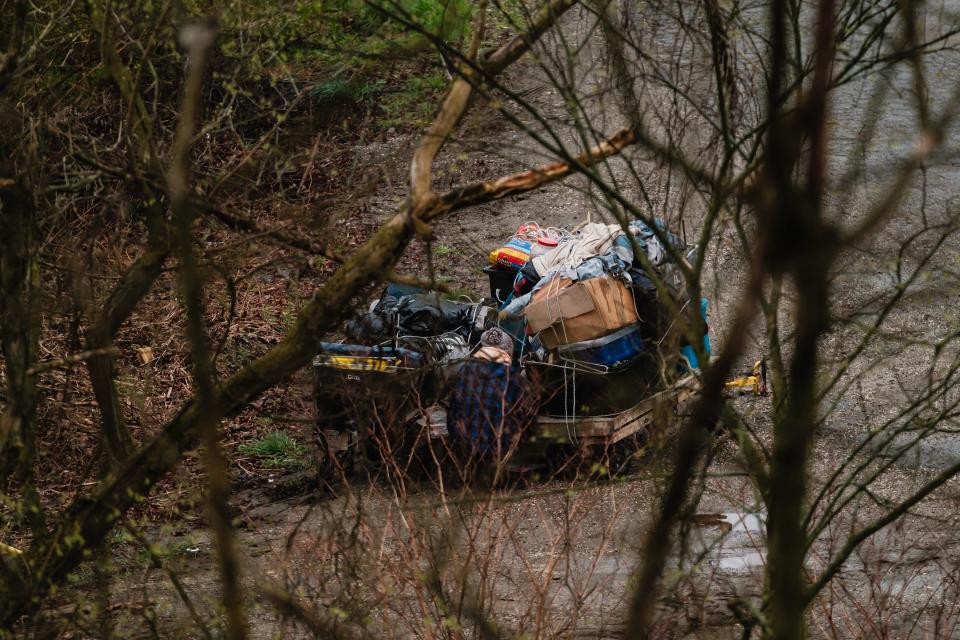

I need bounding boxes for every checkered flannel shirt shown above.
[447,360,538,459]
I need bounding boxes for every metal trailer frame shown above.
[530,374,699,446]
[312,349,700,477]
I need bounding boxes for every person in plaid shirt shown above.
[447,328,539,469]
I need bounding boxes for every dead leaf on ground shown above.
[137,346,154,365]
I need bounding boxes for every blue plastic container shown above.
[679,298,711,371]
[556,324,645,370]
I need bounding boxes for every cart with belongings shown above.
[313,219,708,480]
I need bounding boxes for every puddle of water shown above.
[713,550,766,572]
[720,512,763,534]
[695,511,767,573]
[567,553,632,580]
[694,512,765,534]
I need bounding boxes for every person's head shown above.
[480,327,514,355]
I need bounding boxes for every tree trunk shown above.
[0,173,45,534]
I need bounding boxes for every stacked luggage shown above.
[486,219,698,416]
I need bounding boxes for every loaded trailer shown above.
[312,218,705,482]
[312,344,698,481]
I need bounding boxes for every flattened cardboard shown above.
[524,276,638,349]
[524,278,591,332]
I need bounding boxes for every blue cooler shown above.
[556,324,645,370]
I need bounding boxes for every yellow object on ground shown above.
[0,541,23,556]
[725,360,769,396]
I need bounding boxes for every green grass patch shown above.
[395,0,474,41]
[312,78,385,104]
[239,431,310,471]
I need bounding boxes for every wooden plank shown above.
[610,411,655,444]
[533,375,699,443]
[536,399,652,437]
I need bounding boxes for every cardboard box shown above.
[524,276,638,349]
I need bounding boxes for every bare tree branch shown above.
[167,19,248,640]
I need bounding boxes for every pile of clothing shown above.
[488,218,692,371]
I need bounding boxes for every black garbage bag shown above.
[344,294,400,343]
[396,293,471,336]
[627,266,657,295]
[344,292,473,343]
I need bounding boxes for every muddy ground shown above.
[31,4,960,639]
